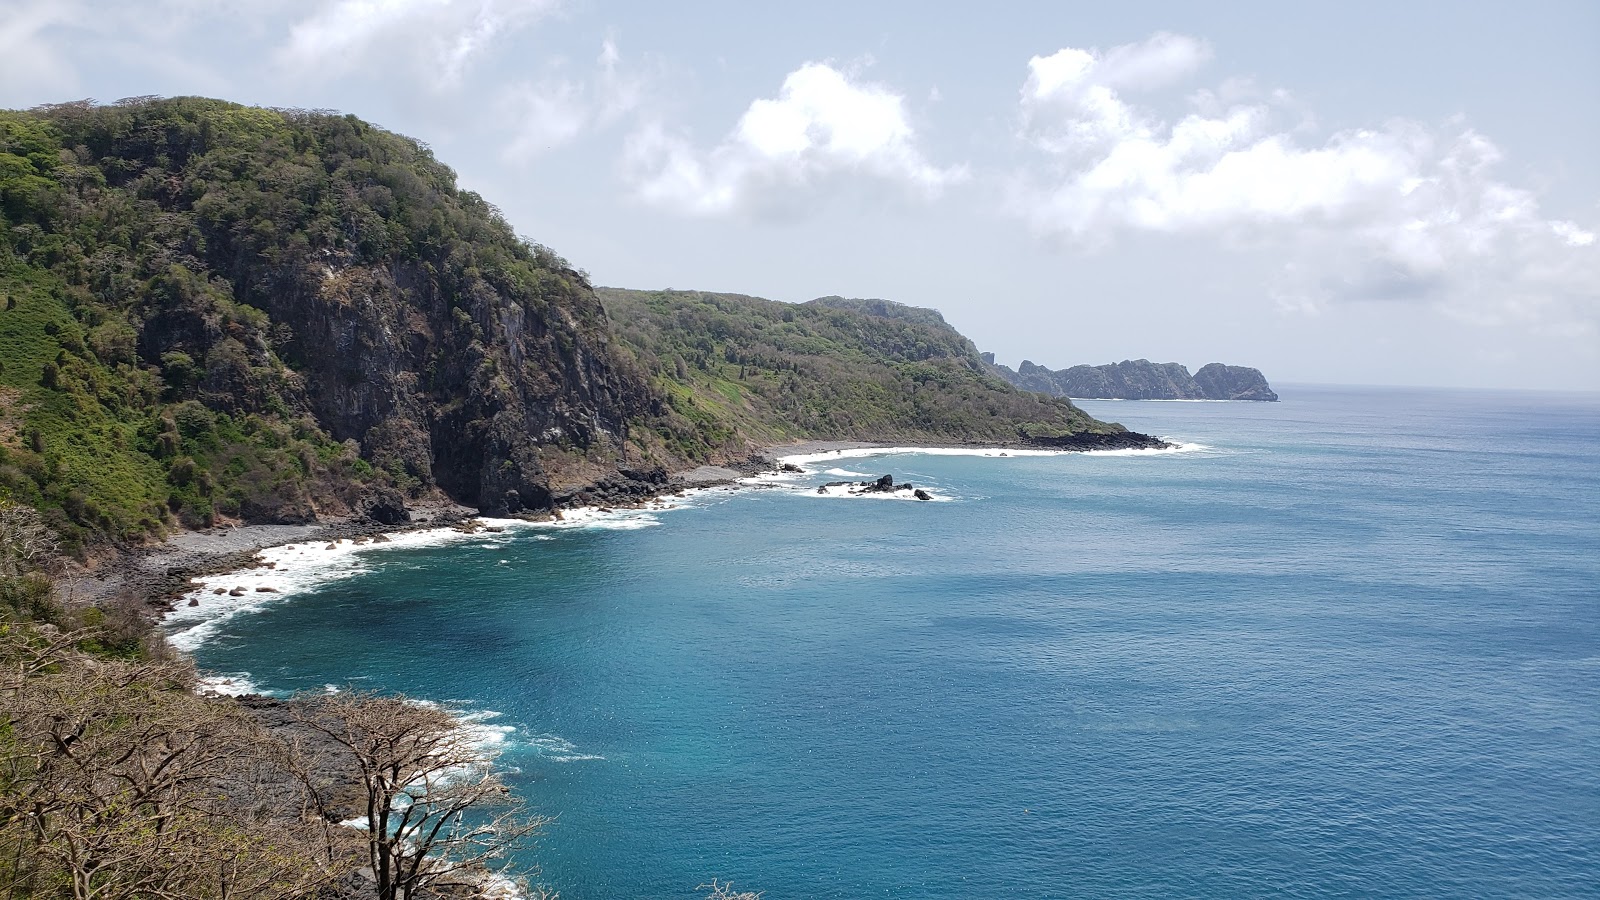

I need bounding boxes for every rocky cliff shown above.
[0,98,1155,549]
[985,355,1278,401]
[0,98,668,545]
[601,288,1165,452]
[1192,363,1279,401]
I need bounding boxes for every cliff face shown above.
[1,98,1158,548]
[987,357,1278,401]
[1192,363,1279,401]
[244,257,652,514]
[0,98,662,546]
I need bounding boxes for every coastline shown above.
[106,431,1188,895]
[61,428,1182,669]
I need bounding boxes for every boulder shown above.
[361,487,411,525]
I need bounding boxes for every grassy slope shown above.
[602,288,1130,460]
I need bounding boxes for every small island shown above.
[984,355,1279,401]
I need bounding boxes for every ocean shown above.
[175,384,1600,899]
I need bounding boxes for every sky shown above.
[2,0,1597,390]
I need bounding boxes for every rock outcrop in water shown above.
[984,355,1278,401]
[1192,363,1279,401]
[816,474,933,499]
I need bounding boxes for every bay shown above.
[184,385,1600,899]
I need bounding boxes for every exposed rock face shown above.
[1193,363,1279,401]
[245,259,650,515]
[816,474,934,499]
[988,358,1278,401]
[554,466,669,507]
[3,98,1173,543]
[1021,431,1171,450]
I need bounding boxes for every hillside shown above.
[0,97,1152,552]
[600,288,1153,451]
[0,97,685,550]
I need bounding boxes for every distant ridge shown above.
[985,355,1279,401]
[0,96,1160,550]
[598,288,1166,453]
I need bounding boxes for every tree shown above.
[0,502,57,624]
[291,691,547,900]
[0,624,351,900]
[0,502,55,580]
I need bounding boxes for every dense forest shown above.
[0,96,1144,553]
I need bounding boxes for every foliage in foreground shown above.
[0,507,546,900]
[0,621,550,900]
[0,627,348,900]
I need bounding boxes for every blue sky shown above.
[3,0,1597,389]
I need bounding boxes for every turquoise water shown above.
[186,385,1600,898]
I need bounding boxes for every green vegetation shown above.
[1,96,1136,549]
[602,288,1125,459]
[0,97,608,549]
[0,503,551,900]
[0,100,402,548]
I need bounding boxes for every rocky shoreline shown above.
[70,431,1165,627]
[45,429,1167,899]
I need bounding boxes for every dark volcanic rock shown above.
[818,474,933,498]
[1193,363,1279,401]
[989,357,1277,401]
[1022,431,1170,451]
[361,487,412,526]
[554,466,671,508]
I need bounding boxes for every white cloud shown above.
[280,0,557,84]
[0,0,241,105]
[625,62,965,217]
[1552,220,1596,247]
[500,37,643,159]
[1011,33,1600,336]
[1020,33,1211,155]
[0,1,84,101]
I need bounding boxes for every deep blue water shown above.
[186,385,1600,898]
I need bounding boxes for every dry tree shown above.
[290,691,549,900]
[0,627,351,900]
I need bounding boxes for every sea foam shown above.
[164,505,680,652]
[777,442,1208,467]
[195,672,264,696]
[806,483,955,502]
